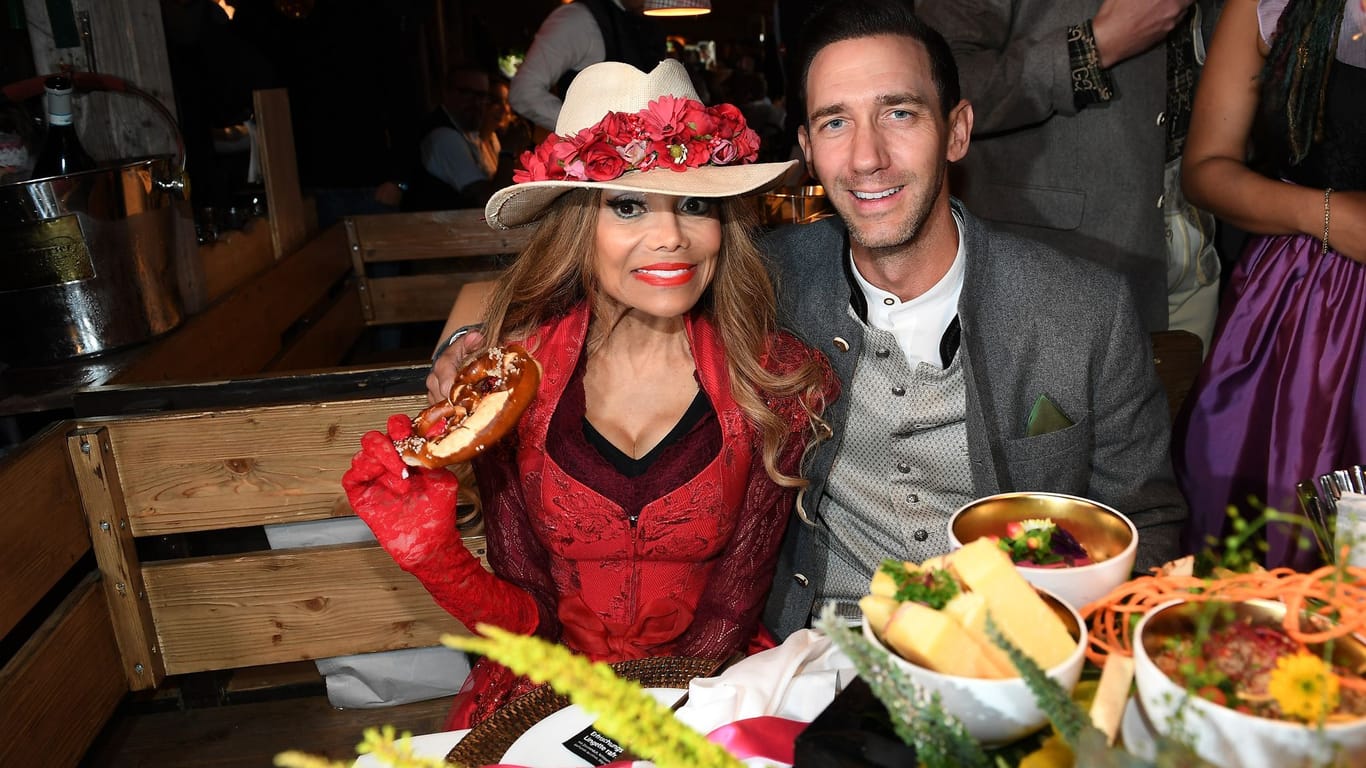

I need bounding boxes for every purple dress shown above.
[1175,0,1366,570]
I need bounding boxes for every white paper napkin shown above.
[673,629,855,737]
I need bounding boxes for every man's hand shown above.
[1092,0,1196,68]
[426,329,486,404]
[374,181,403,208]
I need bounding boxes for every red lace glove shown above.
[342,414,538,636]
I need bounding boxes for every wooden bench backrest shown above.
[0,394,479,766]
[346,210,532,326]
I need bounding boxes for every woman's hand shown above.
[427,329,486,404]
[341,412,539,635]
[342,415,464,570]
[1329,190,1366,264]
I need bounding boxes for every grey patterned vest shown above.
[815,312,974,620]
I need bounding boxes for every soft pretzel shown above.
[395,344,540,468]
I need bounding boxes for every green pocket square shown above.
[1026,394,1074,437]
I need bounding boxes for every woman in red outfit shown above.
[343,59,838,729]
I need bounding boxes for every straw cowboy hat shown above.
[484,58,796,230]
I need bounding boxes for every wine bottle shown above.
[31,75,95,178]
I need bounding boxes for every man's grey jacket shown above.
[760,201,1188,639]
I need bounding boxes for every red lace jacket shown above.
[448,302,836,727]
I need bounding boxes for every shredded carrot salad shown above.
[1080,565,1366,691]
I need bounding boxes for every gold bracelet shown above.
[1322,187,1333,257]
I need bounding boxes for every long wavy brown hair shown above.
[477,189,831,487]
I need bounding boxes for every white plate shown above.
[500,688,685,766]
[1120,695,1159,761]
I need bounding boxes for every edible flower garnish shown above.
[879,559,960,609]
[997,518,1091,567]
[1268,651,1341,723]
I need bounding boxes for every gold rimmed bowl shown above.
[947,492,1137,610]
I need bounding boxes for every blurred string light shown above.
[216,0,235,20]
[643,0,711,17]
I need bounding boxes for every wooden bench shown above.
[0,389,481,766]
[346,210,531,328]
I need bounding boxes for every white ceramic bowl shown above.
[1133,599,1366,768]
[947,491,1138,610]
[860,586,1087,746]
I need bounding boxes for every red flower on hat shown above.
[514,96,762,183]
[577,139,628,182]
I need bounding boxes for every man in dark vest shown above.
[509,0,665,135]
[406,67,498,211]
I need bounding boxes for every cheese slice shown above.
[948,538,1077,669]
[882,600,1013,679]
[941,591,1018,677]
[869,560,918,599]
[858,594,900,641]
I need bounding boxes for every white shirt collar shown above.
[848,209,966,368]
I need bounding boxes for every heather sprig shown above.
[814,605,992,768]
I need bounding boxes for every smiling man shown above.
[761,0,1189,638]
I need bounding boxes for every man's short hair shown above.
[797,0,961,120]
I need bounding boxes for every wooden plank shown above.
[254,88,308,260]
[90,394,426,536]
[345,217,377,322]
[266,287,367,373]
[69,427,165,689]
[351,209,533,261]
[0,424,88,639]
[109,225,353,385]
[0,575,127,768]
[369,271,508,326]
[199,215,277,304]
[84,690,452,767]
[143,542,478,674]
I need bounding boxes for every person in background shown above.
[1175,0,1365,570]
[919,0,1224,352]
[760,0,1187,636]
[345,59,838,728]
[406,67,499,211]
[489,77,536,189]
[509,0,664,134]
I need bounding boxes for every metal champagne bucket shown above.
[0,72,188,365]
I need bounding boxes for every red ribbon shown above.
[706,715,809,763]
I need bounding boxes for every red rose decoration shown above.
[729,127,761,164]
[512,96,763,182]
[708,103,745,138]
[578,139,628,181]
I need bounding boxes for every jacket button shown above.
[914,529,929,542]
[1156,193,1165,208]
[907,493,920,503]
[832,337,850,352]
[794,573,810,587]
[1156,111,1166,126]
[896,462,911,473]
[891,386,906,396]
[875,348,890,358]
